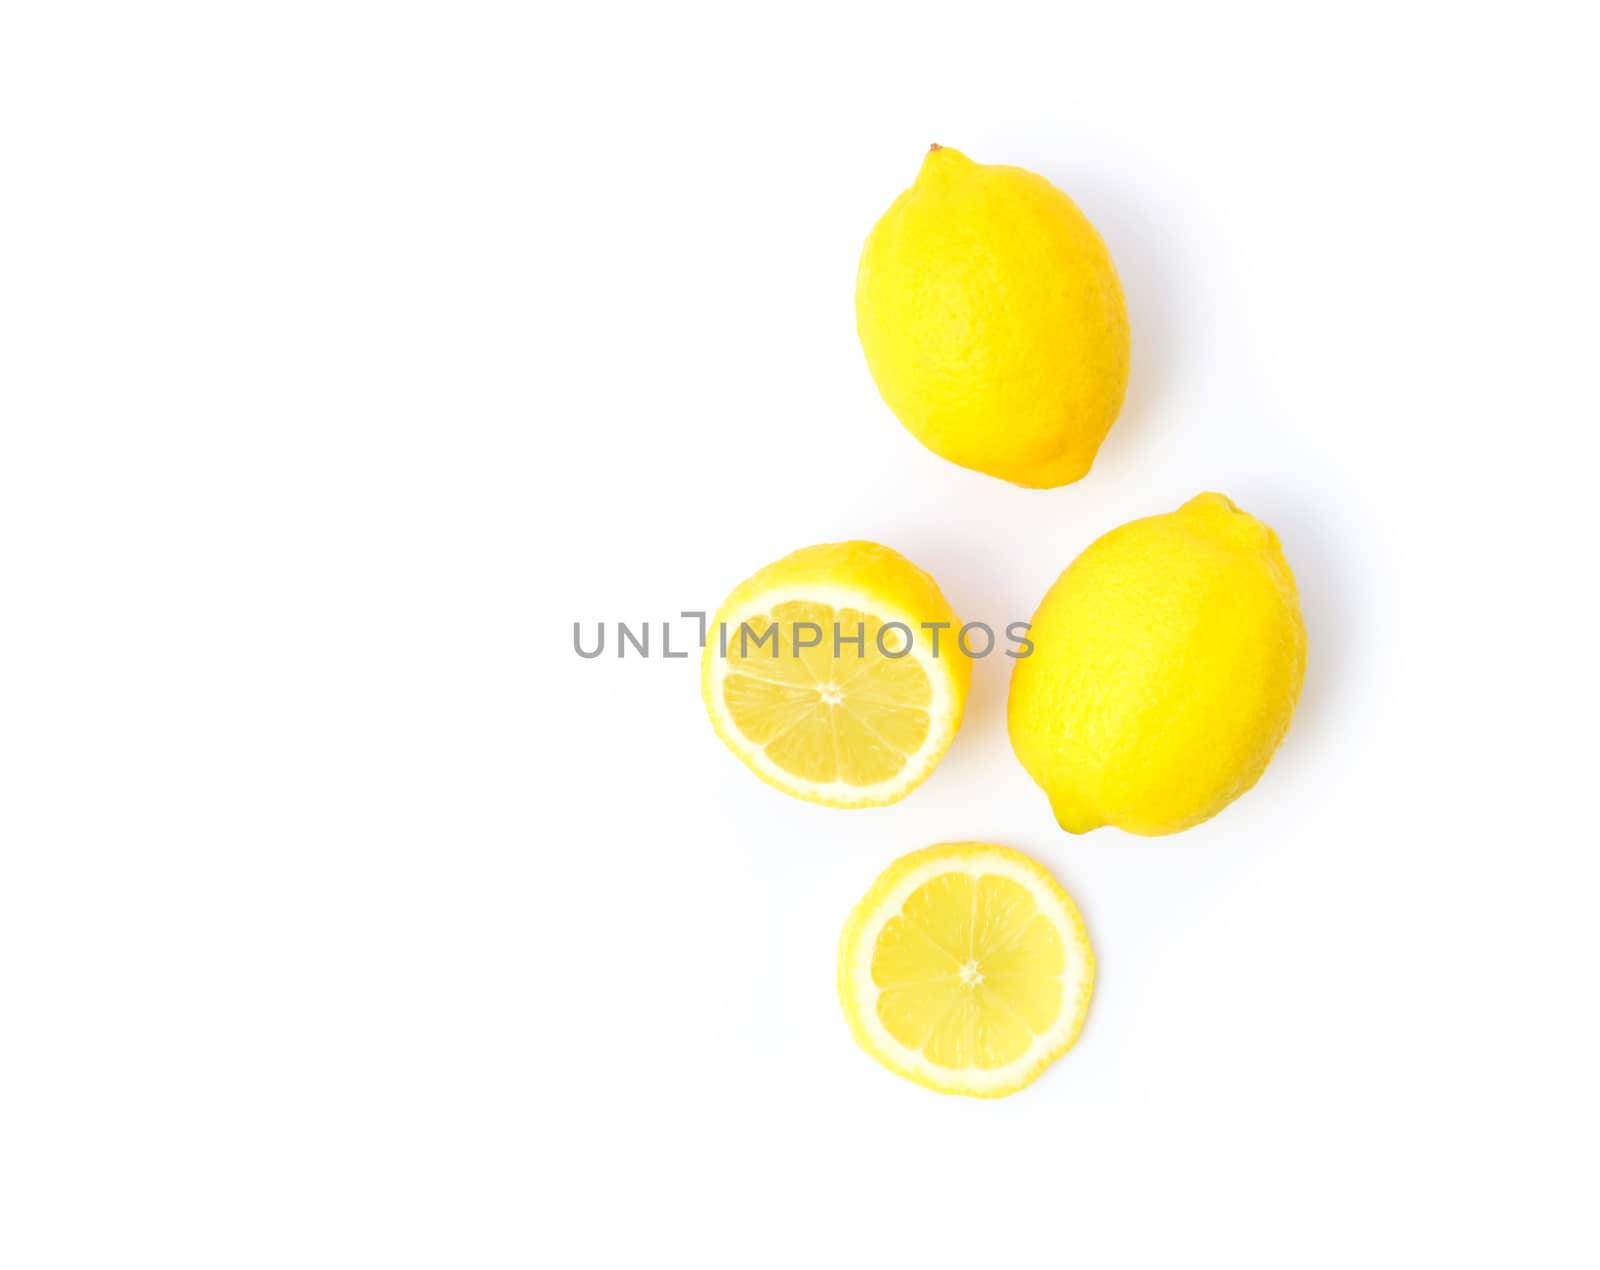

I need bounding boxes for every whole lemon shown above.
[855,146,1130,488]
[1008,494,1306,835]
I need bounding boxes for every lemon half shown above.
[702,542,970,808]
[838,843,1094,1097]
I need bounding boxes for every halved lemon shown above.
[701,541,969,808]
[838,843,1094,1097]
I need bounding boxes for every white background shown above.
[3,3,1597,1265]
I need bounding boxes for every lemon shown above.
[702,541,970,808]
[855,145,1131,489]
[1008,493,1306,836]
[838,843,1094,1097]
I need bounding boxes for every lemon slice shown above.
[838,843,1094,1097]
[702,541,969,808]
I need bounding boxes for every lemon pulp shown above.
[721,602,931,788]
[872,870,1065,1069]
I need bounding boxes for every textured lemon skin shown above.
[1008,494,1306,836]
[701,541,971,809]
[837,842,1095,1098]
[855,147,1130,489]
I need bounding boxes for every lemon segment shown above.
[838,843,1094,1097]
[703,543,969,808]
